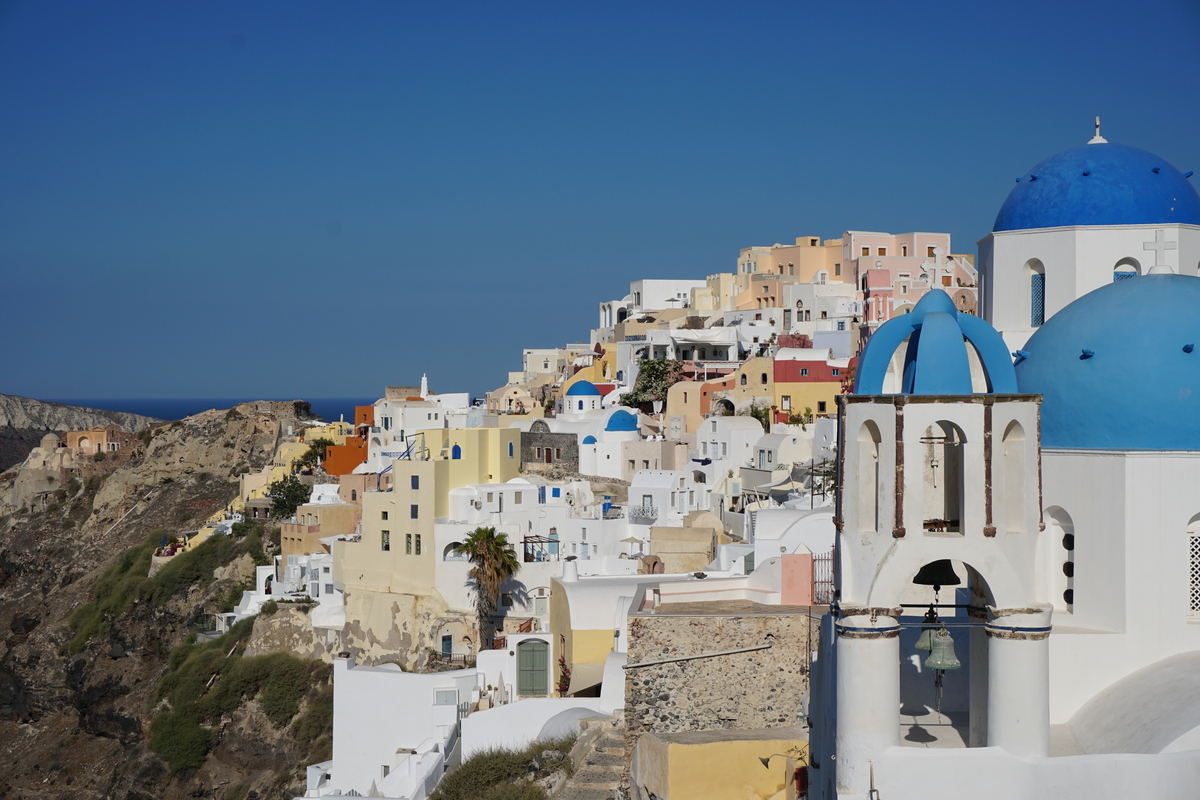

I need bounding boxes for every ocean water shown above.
[45,398,376,423]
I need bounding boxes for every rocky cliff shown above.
[0,401,325,800]
[0,394,165,473]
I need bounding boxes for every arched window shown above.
[761,373,768,385]
[1026,259,1045,327]
[451,444,462,460]
[351,490,357,501]
[577,400,584,411]
[1002,420,1026,533]
[922,421,966,533]
[1046,507,1075,611]
[857,420,881,532]
[740,374,747,386]
[1113,257,1140,282]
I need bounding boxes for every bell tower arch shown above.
[827,289,1053,797]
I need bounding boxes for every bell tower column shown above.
[986,605,1052,757]
[836,609,900,797]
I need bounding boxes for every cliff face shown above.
[0,401,321,800]
[0,394,165,473]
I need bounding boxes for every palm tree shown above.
[455,526,521,646]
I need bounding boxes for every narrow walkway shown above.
[556,718,624,800]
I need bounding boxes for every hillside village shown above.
[8,131,1200,800]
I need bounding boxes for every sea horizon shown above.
[41,397,377,424]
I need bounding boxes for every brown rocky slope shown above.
[0,401,326,800]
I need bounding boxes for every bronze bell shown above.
[914,605,938,652]
[912,560,962,591]
[924,627,961,670]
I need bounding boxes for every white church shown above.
[809,129,1200,799]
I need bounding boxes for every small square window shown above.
[502,593,513,607]
[381,511,389,521]
[861,246,869,256]
[552,488,561,498]
[410,504,419,519]
[928,246,936,258]
[514,492,522,505]
[878,247,886,256]
[832,369,840,376]
[800,368,808,377]
[325,583,333,595]
[487,492,494,502]
[411,475,419,490]
[818,401,827,413]
[382,531,390,551]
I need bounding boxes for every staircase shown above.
[555,716,625,800]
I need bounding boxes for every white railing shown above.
[627,504,658,518]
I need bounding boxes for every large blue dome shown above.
[565,380,600,396]
[994,143,1200,232]
[855,289,1017,395]
[1016,274,1200,450]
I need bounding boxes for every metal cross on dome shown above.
[1143,229,1177,267]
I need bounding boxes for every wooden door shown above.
[517,640,548,696]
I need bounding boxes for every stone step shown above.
[556,788,616,800]
[584,751,624,767]
[594,736,624,752]
[571,768,622,785]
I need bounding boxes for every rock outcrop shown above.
[0,400,319,800]
[0,394,164,473]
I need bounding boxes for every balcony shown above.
[627,504,658,519]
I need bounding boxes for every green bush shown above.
[93,451,107,462]
[67,527,251,653]
[291,685,333,762]
[259,600,278,616]
[150,622,329,774]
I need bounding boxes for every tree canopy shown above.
[455,527,521,620]
[620,358,684,408]
[295,437,335,470]
[267,475,312,518]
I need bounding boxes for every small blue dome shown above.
[604,410,638,432]
[855,290,1017,395]
[1016,274,1200,450]
[581,435,597,444]
[565,380,600,396]
[994,143,1200,232]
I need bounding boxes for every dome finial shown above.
[1088,115,1108,144]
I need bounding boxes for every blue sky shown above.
[3,1,1198,401]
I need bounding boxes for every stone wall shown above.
[520,429,579,474]
[622,609,820,789]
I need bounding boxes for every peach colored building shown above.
[65,424,137,455]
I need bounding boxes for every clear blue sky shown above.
[3,1,1198,401]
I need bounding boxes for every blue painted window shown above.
[1031,273,1045,327]
[538,486,546,504]
[451,444,461,460]
[552,488,560,498]
[508,442,514,457]
[578,400,584,410]
[1113,270,1137,283]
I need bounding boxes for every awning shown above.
[566,662,605,695]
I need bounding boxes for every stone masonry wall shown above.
[622,611,820,787]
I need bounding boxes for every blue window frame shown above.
[1031,273,1045,327]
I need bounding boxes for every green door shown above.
[517,640,548,696]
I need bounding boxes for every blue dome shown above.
[855,289,1017,395]
[565,380,600,396]
[1016,273,1200,450]
[604,410,638,432]
[994,143,1200,232]
[581,435,597,444]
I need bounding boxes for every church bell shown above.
[912,560,962,591]
[924,627,961,670]
[914,605,939,652]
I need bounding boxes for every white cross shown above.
[1143,229,1177,266]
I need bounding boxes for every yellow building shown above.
[338,459,437,597]
[281,499,359,558]
[423,427,521,518]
